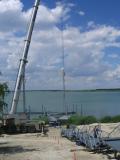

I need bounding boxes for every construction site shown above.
[0,123,120,160]
[0,0,120,159]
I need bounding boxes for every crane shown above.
[9,0,40,116]
[4,0,44,133]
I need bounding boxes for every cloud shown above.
[0,0,27,32]
[0,0,120,90]
[87,21,95,28]
[78,11,85,16]
[107,53,119,59]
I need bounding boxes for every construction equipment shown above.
[10,0,40,116]
[1,0,48,134]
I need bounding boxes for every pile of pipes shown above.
[61,125,107,151]
[61,124,120,159]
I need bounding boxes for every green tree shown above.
[32,116,49,124]
[100,116,112,123]
[0,83,9,118]
[68,115,97,125]
[68,114,80,125]
[111,115,120,123]
[80,116,97,125]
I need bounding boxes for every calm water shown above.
[5,90,120,118]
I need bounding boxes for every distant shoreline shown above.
[9,88,120,92]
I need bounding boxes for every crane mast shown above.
[9,0,40,115]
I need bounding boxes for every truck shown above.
[1,0,49,134]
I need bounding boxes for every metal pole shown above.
[73,104,74,113]
[60,3,67,115]
[81,104,83,116]
[9,0,40,115]
[42,104,44,116]
[28,105,31,120]
[62,68,66,114]
[76,104,78,114]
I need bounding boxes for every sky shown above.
[0,0,120,90]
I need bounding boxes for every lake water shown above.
[5,90,120,118]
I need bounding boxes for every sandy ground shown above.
[0,126,117,160]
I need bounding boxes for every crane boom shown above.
[9,0,40,115]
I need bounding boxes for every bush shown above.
[32,116,49,124]
[112,115,120,123]
[40,116,49,124]
[0,83,9,114]
[68,115,80,125]
[100,116,112,123]
[68,114,120,125]
[80,116,97,125]
[68,115,97,125]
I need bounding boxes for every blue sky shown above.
[22,0,120,27]
[0,0,120,90]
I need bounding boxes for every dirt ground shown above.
[0,127,115,160]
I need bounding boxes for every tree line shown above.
[0,82,9,118]
[67,114,120,125]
